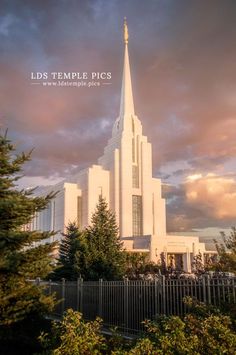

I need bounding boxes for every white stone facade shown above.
[29,22,214,272]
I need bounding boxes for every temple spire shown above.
[124,17,129,44]
[119,18,135,119]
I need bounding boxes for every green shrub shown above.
[124,299,236,355]
[39,302,236,355]
[39,309,107,355]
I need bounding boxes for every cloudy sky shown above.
[1,0,236,235]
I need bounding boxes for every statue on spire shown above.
[124,17,129,44]
[119,17,135,119]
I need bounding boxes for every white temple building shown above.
[29,20,214,272]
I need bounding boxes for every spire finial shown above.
[124,17,128,44]
[119,17,135,120]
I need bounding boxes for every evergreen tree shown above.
[191,252,206,276]
[213,227,236,273]
[85,196,125,280]
[0,131,57,326]
[54,222,89,280]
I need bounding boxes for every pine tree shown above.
[85,196,125,280]
[191,252,206,275]
[54,222,89,280]
[213,227,236,273]
[0,131,57,326]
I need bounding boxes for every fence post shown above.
[154,279,158,317]
[77,277,83,313]
[123,279,129,331]
[77,278,80,311]
[99,279,103,318]
[80,278,83,313]
[61,278,65,315]
[206,275,211,305]
[162,275,166,315]
[202,276,206,303]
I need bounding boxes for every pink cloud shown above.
[185,174,236,220]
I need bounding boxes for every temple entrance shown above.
[167,253,184,271]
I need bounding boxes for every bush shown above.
[39,309,107,355]
[126,298,236,354]
[39,301,236,355]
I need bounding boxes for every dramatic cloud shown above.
[164,174,236,232]
[185,174,236,220]
[1,0,236,232]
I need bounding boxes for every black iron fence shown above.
[36,277,236,334]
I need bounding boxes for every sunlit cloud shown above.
[165,173,236,232]
[185,174,236,220]
[186,174,202,182]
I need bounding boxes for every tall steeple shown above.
[119,18,135,118]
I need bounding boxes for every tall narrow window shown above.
[77,196,82,227]
[152,193,155,234]
[132,195,142,236]
[44,205,51,231]
[132,118,135,133]
[98,186,103,197]
[132,138,135,163]
[132,165,139,188]
[136,135,139,164]
[35,212,39,230]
